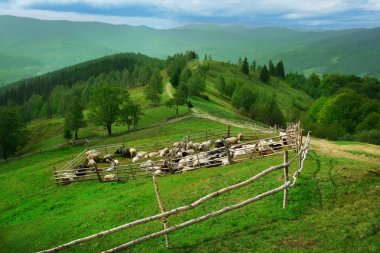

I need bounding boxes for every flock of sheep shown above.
[60,132,290,183]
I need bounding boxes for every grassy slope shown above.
[0,117,379,252]
[192,60,313,122]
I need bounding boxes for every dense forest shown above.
[1,51,380,159]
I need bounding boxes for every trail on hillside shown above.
[165,82,173,98]
[311,138,380,163]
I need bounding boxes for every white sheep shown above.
[129,148,137,158]
[103,174,117,181]
[148,152,159,158]
[132,156,140,163]
[192,142,201,150]
[87,159,96,167]
[113,159,120,166]
[199,140,214,151]
[159,148,170,157]
[224,137,238,145]
[136,151,147,158]
[186,141,194,150]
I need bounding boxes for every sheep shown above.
[85,150,100,156]
[268,139,283,150]
[233,148,246,158]
[178,158,188,169]
[192,142,201,150]
[148,152,159,158]
[199,140,214,151]
[87,159,96,167]
[103,174,117,181]
[186,141,194,150]
[280,132,289,145]
[224,137,238,145]
[237,133,244,141]
[140,160,155,169]
[214,139,224,148]
[60,172,76,184]
[159,148,170,157]
[136,151,148,158]
[102,154,113,163]
[132,156,140,163]
[129,148,137,158]
[113,159,120,166]
[87,153,100,162]
[115,147,131,158]
[154,170,163,175]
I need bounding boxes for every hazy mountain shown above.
[1,15,379,86]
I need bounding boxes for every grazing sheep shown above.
[178,158,188,169]
[140,160,155,169]
[237,133,244,141]
[61,172,76,184]
[86,150,100,156]
[87,153,100,162]
[132,156,140,163]
[154,170,163,175]
[113,159,120,166]
[103,174,117,181]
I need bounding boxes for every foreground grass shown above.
[0,130,379,252]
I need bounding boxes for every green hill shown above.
[0,116,379,252]
[1,15,380,86]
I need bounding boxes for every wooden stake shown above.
[227,125,231,137]
[283,151,289,209]
[152,174,171,248]
[224,140,232,164]
[94,164,102,182]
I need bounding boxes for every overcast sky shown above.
[0,0,380,29]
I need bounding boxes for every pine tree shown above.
[275,60,285,79]
[260,65,270,83]
[252,60,256,71]
[241,57,249,75]
[268,60,276,76]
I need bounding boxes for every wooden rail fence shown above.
[39,130,311,253]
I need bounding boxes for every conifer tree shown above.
[241,57,249,75]
[275,60,285,79]
[269,60,276,76]
[260,65,270,83]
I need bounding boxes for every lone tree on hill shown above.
[89,85,129,135]
[0,107,28,160]
[241,57,249,75]
[64,95,86,140]
[260,65,270,83]
[144,71,163,106]
[275,60,286,79]
[166,89,187,117]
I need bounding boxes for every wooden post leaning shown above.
[152,174,171,248]
[283,150,289,209]
[94,164,103,182]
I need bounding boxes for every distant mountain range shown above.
[1,15,380,86]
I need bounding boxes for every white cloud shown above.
[1,0,379,28]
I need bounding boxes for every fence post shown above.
[224,140,232,164]
[94,164,103,182]
[227,125,231,138]
[152,174,171,248]
[283,150,289,209]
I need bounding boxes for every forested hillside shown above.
[1,15,380,86]
[1,51,380,160]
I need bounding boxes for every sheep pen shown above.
[54,123,303,186]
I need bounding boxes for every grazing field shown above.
[0,118,379,253]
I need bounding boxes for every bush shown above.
[356,129,380,145]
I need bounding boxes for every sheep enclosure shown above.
[54,123,303,186]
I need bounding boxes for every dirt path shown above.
[165,82,173,98]
[311,138,380,163]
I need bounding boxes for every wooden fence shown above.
[39,131,311,253]
[54,124,299,186]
